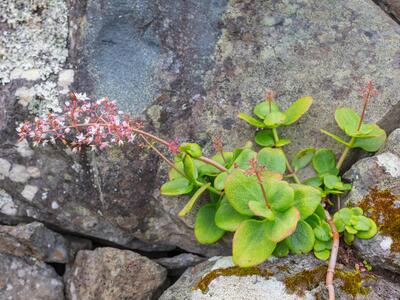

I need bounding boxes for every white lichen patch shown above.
[376,153,400,177]
[58,69,74,94]
[21,185,38,201]
[27,166,41,178]
[0,189,17,215]
[192,275,315,300]
[9,164,30,183]
[27,81,62,114]
[0,158,11,178]
[0,0,68,84]
[380,236,393,251]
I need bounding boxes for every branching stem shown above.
[325,209,340,300]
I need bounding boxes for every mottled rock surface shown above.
[64,247,167,300]
[0,252,64,300]
[160,255,400,300]
[374,0,400,23]
[1,0,400,257]
[0,221,70,263]
[155,253,207,276]
[343,129,400,273]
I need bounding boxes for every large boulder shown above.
[1,0,400,257]
[0,252,64,300]
[64,247,167,300]
[342,128,400,273]
[160,255,400,300]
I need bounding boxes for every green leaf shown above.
[168,162,185,180]
[214,172,228,190]
[292,148,315,171]
[275,139,291,147]
[345,225,357,234]
[265,179,295,212]
[273,241,289,257]
[352,133,386,152]
[195,204,225,244]
[314,249,330,260]
[238,113,266,128]
[333,218,345,233]
[320,129,350,146]
[225,170,262,216]
[305,213,321,228]
[352,124,385,138]
[265,207,300,242]
[285,220,315,254]
[215,197,250,232]
[344,230,355,245]
[283,96,313,125]
[161,178,194,196]
[312,148,338,175]
[334,208,352,224]
[248,201,275,220]
[353,216,372,231]
[335,108,360,136]
[184,155,198,181]
[356,219,378,239]
[233,219,276,267]
[323,174,341,189]
[264,112,286,128]
[314,222,332,241]
[314,239,333,252]
[231,148,257,170]
[351,207,363,216]
[198,152,233,176]
[179,143,202,158]
[253,101,280,119]
[314,204,326,221]
[291,184,322,220]
[178,183,210,217]
[257,147,286,174]
[303,176,323,187]
[255,130,275,147]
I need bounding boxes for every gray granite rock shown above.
[0,221,70,263]
[160,255,400,300]
[343,131,400,273]
[64,247,167,300]
[155,253,207,276]
[378,128,400,157]
[1,0,400,258]
[0,252,64,300]
[374,0,400,23]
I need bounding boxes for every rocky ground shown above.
[1,0,400,299]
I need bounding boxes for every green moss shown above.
[196,266,273,293]
[359,188,400,252]
[336,270,375,297]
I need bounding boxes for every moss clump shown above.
[196,266,273,293]
[284,265,327,296]
[359,188,400,252]
[336,270,375,297]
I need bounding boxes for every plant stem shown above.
[325,208,340,300]
[196,156,227,172]
[255,171,271,209]
[272,128,301,184]
[336,137,355,170]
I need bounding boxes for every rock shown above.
[0,252,64,300]
[374,0,400,23]
[0,221,70,263]
[155,253,207,276]
[64,247,167,300]
[2,0,400,258]
[342,131,400,273]
[378,128,400,157]
[160,255,400,300]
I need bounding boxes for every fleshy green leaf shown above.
[225,170,262,216]
[356,219,377,239]
[184,155,198,181]
[255,130,275,147]
[305,213,321,228]
[265,179,295,212]
[291,184,322,220]
[312,148,338,175]
[314,222,332,241]
[195,204,225,244]
[345,225,357,234]
[344,230,355,245]
[215,197,250,232]
[334,208,352,224]
[320,129,350,146]
[257,147,286,174]
[248,201,275,220]
[292,148,315,171]
[323,174,341,189]
[314,239,333,252]
[335,108,360,136]
[231,148,257,170]
[265,207,300,242]
[303,176,323,187]
[264,112,286,128]
[314,249,330,260]
[179,143,202,158]
[161,178,194,196]
[253,101,280,119]
[178,183,210,217]
[168,162,185,180]
[198,152,233,176]
[352,133,386,152]
[233,219,276,267]
[214,172,228,190]
[351,207,363,216]
[353,216,372,231]
[285,220,315,254]
[283,96,313,125]
[314,204,326,221]
[273,241,289,257]
[275,139,291,147]
[238,113,266,128]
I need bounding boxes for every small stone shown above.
[9,164,30,183]
[21,185,38,201]
[16,140,34,158]
[0,158,11,177]
[0,189,17,216]
[15,86,34,107]
[27,166,41,178]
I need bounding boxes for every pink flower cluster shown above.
[17,93,144,152]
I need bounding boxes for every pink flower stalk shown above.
[17,92,146,152]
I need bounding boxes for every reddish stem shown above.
[325,209,339,300]
[196,156,227,172]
